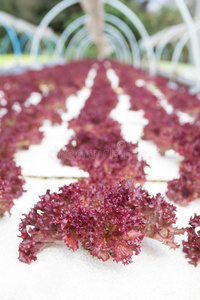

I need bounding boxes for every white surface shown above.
[24,92,42,108]
[0,179,199,300]
[107,68,119,89]
[15,90,182,181]
[110,94,148,125]
[15,124,88,178]
[111,92,182,181]
[15,88,91,178]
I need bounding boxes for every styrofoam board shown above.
[15,123,88,178]
[0,178,199,300]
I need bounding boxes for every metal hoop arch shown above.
[30,0,156,75]
[0,19,21,56]
[174,0,200,86]
[65,25,131,63]
[169,22,200,81]
[75,34,121,61]
[64,28,126,62]
[155,24,184,63]
[73,30,125,61]
[55,13,140,67]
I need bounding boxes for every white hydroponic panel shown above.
[0,178,199,300]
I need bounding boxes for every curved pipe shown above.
[73,31,124,62]
[54,15,86,57]
[23,35,53,56]
[42,38,55,55]
[65,25,130,63]
[75,34,121,61]
[174,0,200,87]
[170,22,200,81]
[81,40,118,60]
[102,23,132,63]
[0,19,21,56]
[19,33,31,51]
[155,24,184,63]
[55,13,140,67]
[0,33,12,54]
[30,0,156,75]
[65,26,129,62]
[104,14,140,68]
[155,0,200,87]
[0,30,56,57]
[20,31,59,56]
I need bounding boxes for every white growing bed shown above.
[0,69,200,300]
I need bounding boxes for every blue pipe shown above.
[0,20,21,55]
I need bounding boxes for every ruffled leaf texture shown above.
[183,214,200,267]
[18,180,184,264]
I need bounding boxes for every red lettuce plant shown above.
[110,59,200,206]
[168,89,200,115]
[58,129,147,185]
[68,111,121,135]
[0,158,25,216]
[167,126,200,205]
[0,59,94,216]
[58,62,147,185]
[18,180,184,264]
[166,158,200,205]
[143,107,179,154]
[183,214,200,267]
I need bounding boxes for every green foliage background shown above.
[0,0,182,35]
